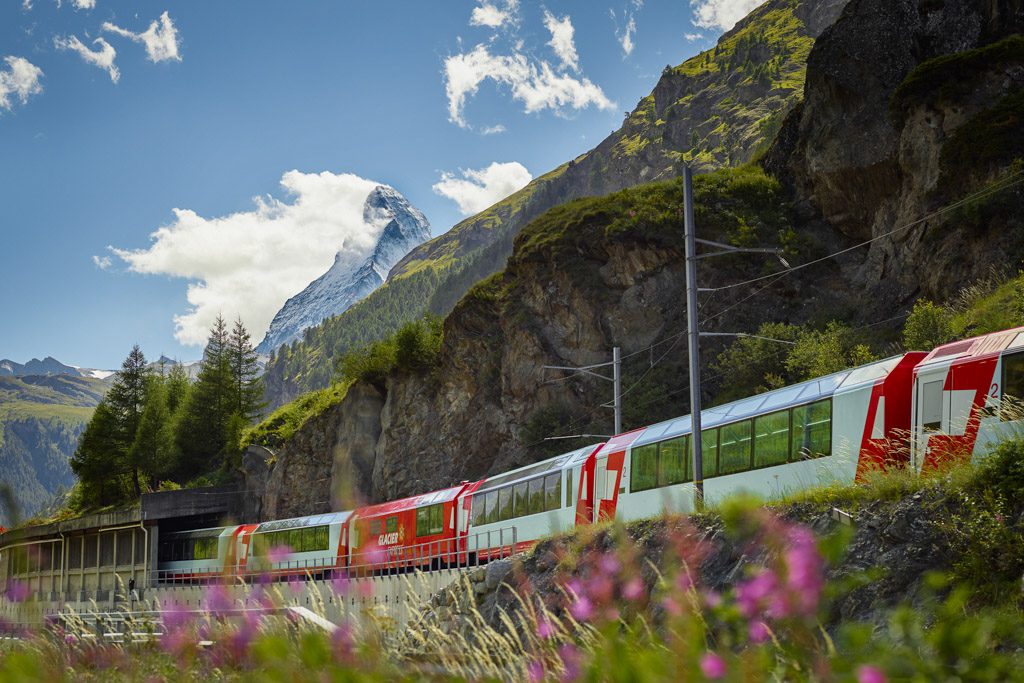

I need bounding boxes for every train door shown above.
[912,366,950,470]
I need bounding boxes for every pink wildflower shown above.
[597,553,621,575]
[783,527,824,617]
[587,574,615,603]
[748,620,770,644]
[558,643,582,682]
[537,618,555,639]
[856,665,887,683]
[205,583,234,615]
[699,652,727,680]
[622,577,645,601]
[569,595,594,622]
[675,571,694,593]
[736,569,779,619]
[266,544,292,564]
[528,659,545,682]
[703,590,722,608]
[5,581,29,603]
[661,596,682,617]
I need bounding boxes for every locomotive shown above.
[157,325,1024,581]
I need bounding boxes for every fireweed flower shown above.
[748,620,770,644]
[205,583,234,616]
[537,617,555,639]
[661,596,683,617]
[332,622,355,665]
[621,576,645,601]
[4,580,29,603]
[856,665,887,683]
[528,659,546,682]
[558,643,582,682]
[266,544,293,564]
[699,652,727,680]
[569,595,594,622]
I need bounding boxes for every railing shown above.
[147,527,519,586]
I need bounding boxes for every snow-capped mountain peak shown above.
[255,185,431,354]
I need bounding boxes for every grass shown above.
[242,380,352,450]
[8,457,1024,680]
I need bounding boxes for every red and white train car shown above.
[592,352,924,521]
[911,326,1024,471]
[348,482,481,572]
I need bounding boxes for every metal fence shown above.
[149,527,519,585]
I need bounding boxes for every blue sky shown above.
[0,0,753,369]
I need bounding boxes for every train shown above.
[156,325,1024,581]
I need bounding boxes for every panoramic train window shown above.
[472,496,486,526]
[659,436,688,487]
[513,482,529,517]
[792,400,832,457]
[526,478,542,515]
[386,517,398,534]
[701,429,719,479]
[544,473,561,512]
[194,537,218,561]
[370,519,382,536]
[1002,353,1024,421]
[498,487,513,523]
[484,491,498,525]
[630,444,659,492]
[719,420,753,474]
[755,410,790,467]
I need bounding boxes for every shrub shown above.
[903,299,956,351]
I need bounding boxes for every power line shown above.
[699,170,1024,295]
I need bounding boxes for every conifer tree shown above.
[228,317,265,421]
[174,316,235,478]
[104,345,150,497]
[70,401,127,508]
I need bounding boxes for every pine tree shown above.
[104,345,150,497]
[228,317,265,421]
[128,375,175,491]
[70,401,128,508]
[175,316,235,479]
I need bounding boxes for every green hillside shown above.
[0,375,108,524]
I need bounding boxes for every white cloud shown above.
[481,124,506,135]
[54,35,119,83]
[0,56,43,112]
[691,0,763,31]
[618,16,637,56]
[444,44,613,128]
[92,254,112,270]
[470,1,515,28]
[103,10,180,63]
[433,161,532,216]
[109,171,392,347]
[542,10,579,72]
[21,0,32,10]
[685,32,705,41]
[71,0,95,8]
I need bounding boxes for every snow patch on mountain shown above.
[256,186,430,354]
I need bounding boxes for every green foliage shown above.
[242,381,352,450]
[785,321,878,381]
[903,299,956,350]
[712,322,802,403]
[713,321,879,405]
[891,35,1024,115]
[337,316,443,387]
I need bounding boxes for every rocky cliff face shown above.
[252,0,1024,516]
[256,186,430,355]
[767,0,1024,307]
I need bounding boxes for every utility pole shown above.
[683,167,789,511]
[543,347,623,437]
[683,166,704,509]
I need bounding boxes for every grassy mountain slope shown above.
[261,0,848,408]
[0,375,107,524]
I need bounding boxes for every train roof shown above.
[918,325,1024,367]
[354,484,469,518]
[473,443,603,495]
[632,354,910,449]
[163,525,236,539]
[254,510,352,533]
